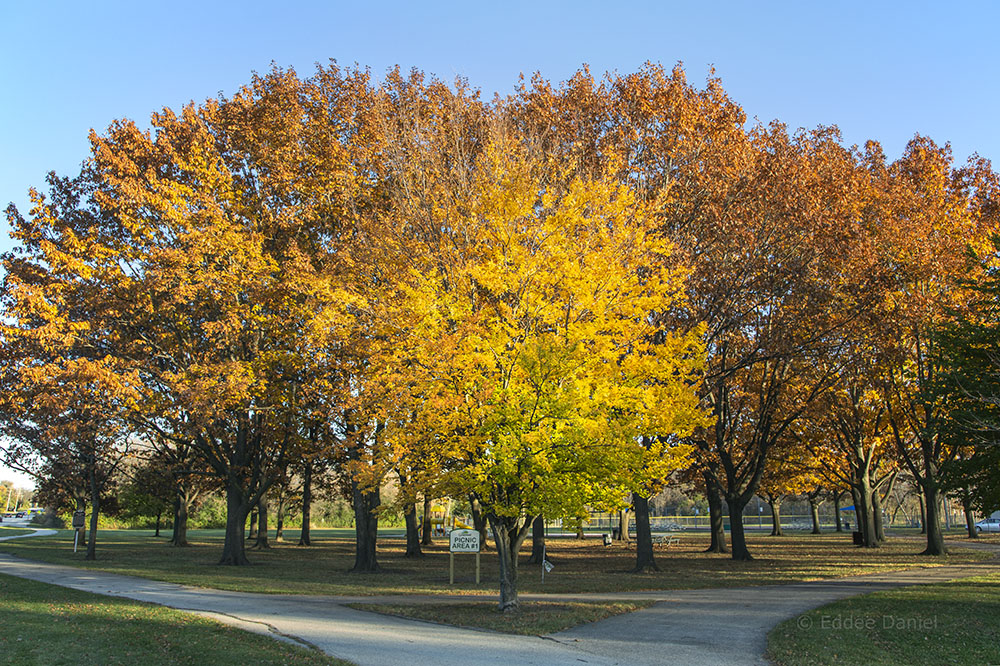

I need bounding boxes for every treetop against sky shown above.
[2,0,998,254]
[2,0,998,488]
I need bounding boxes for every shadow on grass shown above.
[0,529,990,597]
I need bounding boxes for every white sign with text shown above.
[449,528,481,553]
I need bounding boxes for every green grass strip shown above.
[768,572,1000,665]
[0,526,33,536]
[351,600,654,635]
[0,573,351,665]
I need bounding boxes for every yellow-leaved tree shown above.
[388,136,707,611]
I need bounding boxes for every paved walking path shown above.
[0,528,56,541]
[0,529,996,666]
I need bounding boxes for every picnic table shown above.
[651,534,680,547]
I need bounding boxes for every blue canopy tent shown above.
[839,506,858,532]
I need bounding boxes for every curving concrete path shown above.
[0,531,996,666]
[547,559,996,666]
[0,527,56,541]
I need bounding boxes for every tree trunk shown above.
[769,496,783,536]
[252,494,270,549]
[487,513,532,613]
[219,477,251,565]
[962,494,978,539]
[705,473,728,553]
[470,496,490,550]
[298,460,312,546]
[403,500,423,557]
[872,486,886,543]
[850,486,861,531]
[350,479,380,572]
[615,508,630,541]
[171,488,190,547]
[154,510,161,537]
[810,500,821,535]
[834,490,843,532]
[631,492,658,572]
[85,466,100,561]
[526,515,545,565]
[247,507,258,541]
[727,496,752,560]
[421,496,433,545]
[918,488,927,534]
[274,494,285,543]
[856,472,878,548]
[921,482,947,555]
[85,503,99,561]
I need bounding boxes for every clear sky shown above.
[1,0,998,487]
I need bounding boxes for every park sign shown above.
[448,529,481,584]
[72,510,86,553]
[449,529,480,553]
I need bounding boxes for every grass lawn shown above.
[767,572,1000,665]
[970,533,1000,543]
[955,531,1000,544]
[0,526,33,536]
[0,528,988,597]
[889,526,1000,544]
[351,600,654,635]
[0,573,350,666]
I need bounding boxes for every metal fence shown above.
[575,514,888,532]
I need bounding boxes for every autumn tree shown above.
[117,457,174,536]
[758,439,817,537]
[1,66,366,566]
[678,464,728,553]
[347,66,491,570]
[389,132,705,611]
[931,235,1000,518]
[510,64,748,559]
[1,171,142,560]
[797,352,897,548]
[510,66,880,562]
[877,138,1000,555]
[686,125,881,560]
[158,439,217,547]
[86,98,313,564]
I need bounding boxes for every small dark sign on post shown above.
[72,510,85,553]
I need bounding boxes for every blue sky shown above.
[3,0,998,239]
[1,0,998,486]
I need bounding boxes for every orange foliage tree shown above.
[876,138,1000,555]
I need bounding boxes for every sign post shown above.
[540,520,554,582]
[72,510,86,553]
[448,528,481,584]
